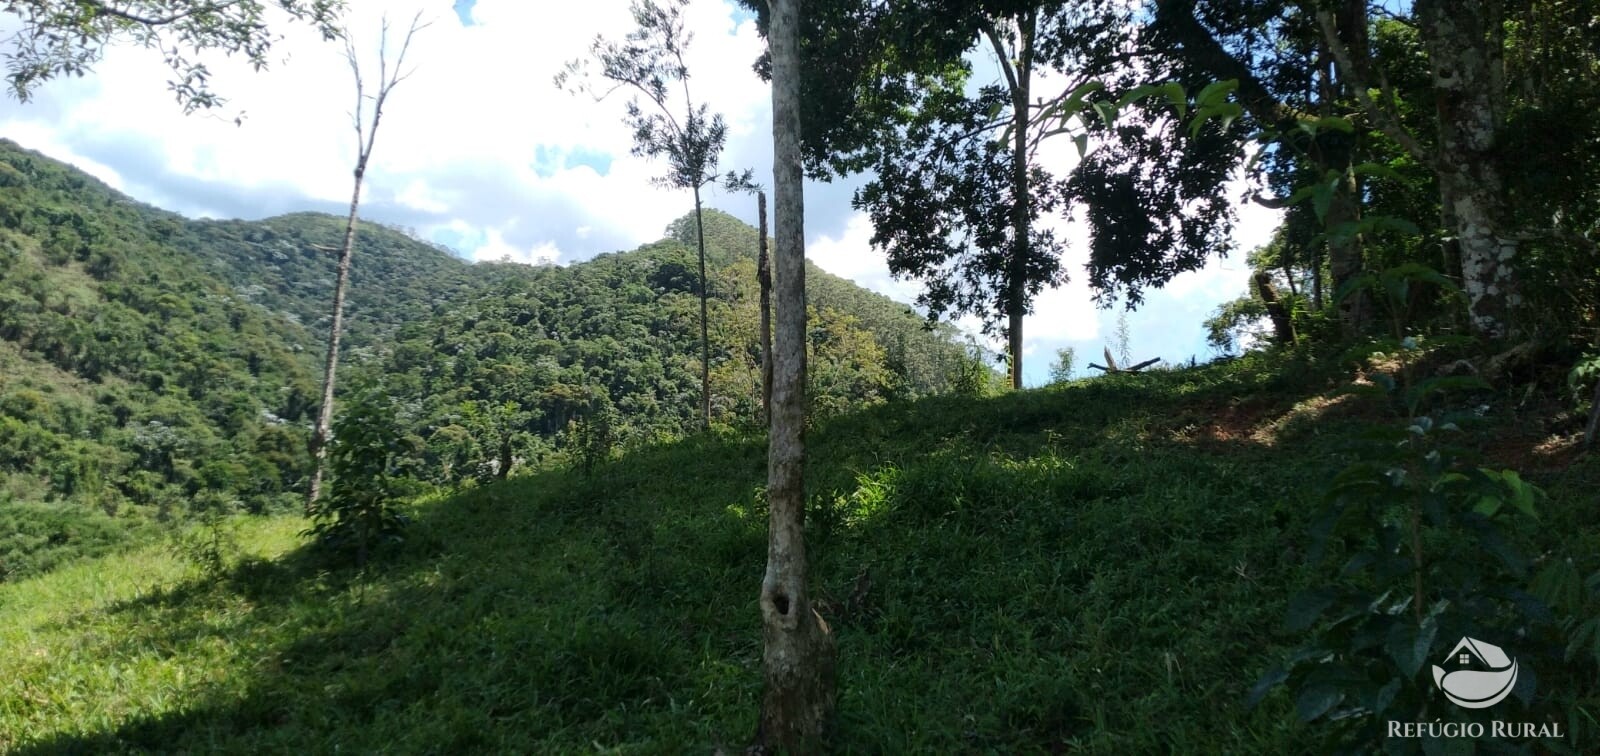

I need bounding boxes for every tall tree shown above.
[746,0,1235,387]
[306,12,426,509]
[2,0,344,113]
[1149,0,1378,332]
[1317,0,1600,339]
[758,0,837,748]
[558,0,753,430]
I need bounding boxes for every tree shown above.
[757,0,836,748]
[846,3,1075,391]
[1048,345,1076,383]
[306,12,426,510]
[3,0,344,113]
[1149,0,1378,333]
[1315,0,1553,338]
[558,0,753,430]
[744,0,1236,389]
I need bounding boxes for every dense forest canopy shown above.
[0,139,976,537]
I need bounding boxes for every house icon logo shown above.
[1431,637,1519,709]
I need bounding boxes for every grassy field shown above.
[3,354,1596,753]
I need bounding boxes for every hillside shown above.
[2,355,1594,752]
[0,140,974,578]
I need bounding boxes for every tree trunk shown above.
[694,186,712,429]
[1325,156,1367,331]
[1321,2,1368,333]
[757,0,837,749]
[306,162,366,511]
[1005,13,1034,391]
[497,433,513,480]
[1254,271,1295,344]
[1585,376,1600,450]
[758,190,774,425]
[1417,0,1516,338]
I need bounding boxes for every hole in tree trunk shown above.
[773,594,790,615]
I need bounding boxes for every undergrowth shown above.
[2,352,1595,753]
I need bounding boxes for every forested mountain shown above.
[0,139,975,538]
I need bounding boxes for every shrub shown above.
[304,385,417,565]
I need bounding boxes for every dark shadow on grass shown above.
[18,354,1335,753]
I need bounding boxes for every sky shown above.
[0,0,1279,386]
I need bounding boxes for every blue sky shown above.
[0,0,1278,386]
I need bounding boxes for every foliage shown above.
[0,139,317,518]
[304,384,416,564]
[558,0,756,428]
[2,354,1594,752]
[0,143,964,555]
[2,0,345,112]
[1253,265,1556,750]
[167,492,242,582]
[1570,353,1600,417]
[1047,346,1076,383]
[0,502,154,583]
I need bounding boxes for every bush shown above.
[304,385,417,565]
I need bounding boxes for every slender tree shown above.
[757,0,836,748]
[743,0,1234,388]
[758,190,774,424]
[306,12,427,510]
[558,0,753,430]
[2,0,344,113]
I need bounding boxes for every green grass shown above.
[3,353,1597,753]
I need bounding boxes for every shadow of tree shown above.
[10,355,1487,753]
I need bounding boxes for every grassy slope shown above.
[2,355,1596,753]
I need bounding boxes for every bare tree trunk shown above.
[757,0,836,749]
[307,166,365,510]
[1006,13,1034,391]
[1417,0,1516,338]
[305,13,425,512]
[693,186,712,429]
[758,190,773,425]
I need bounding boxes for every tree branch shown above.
[1314,10,1433,166]
[78,0,248,27]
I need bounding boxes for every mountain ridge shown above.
[0,137,977,574]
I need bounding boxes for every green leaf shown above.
[1286,588,1338,632]
[1061,79,1106,112]
[1195,79,1238,107]
[1316,115,1354,133]
[1072,133,1088,159]
[1091,100,1118,127]
[1311,182,1334,223]
[1296,684,1342,722]
[1162,82,1187,121]
[1332,273,1377,306]
[1404,376,1489,410]
[1502,470,1539,518]
[1116,83,1162,111]
[1385,618,1437,678]
[1351,161,1402,182]
[1246,665,1289,708]
[1530,559,1583,613]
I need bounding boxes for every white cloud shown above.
[471,228,562,266]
